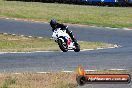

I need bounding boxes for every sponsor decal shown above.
[76,66,131,85]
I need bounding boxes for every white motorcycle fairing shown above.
[52,28,75,49]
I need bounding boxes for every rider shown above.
[50,19,78,45]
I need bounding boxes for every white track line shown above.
[108,69,127,71]
[61,71,74,73]
[7,69,127,74]
[123,28,132,30]
[36,72,51,74]
[14,73,21,74]
[0,51,59,54]
[0,45,120,54]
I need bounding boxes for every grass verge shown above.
[0,34,114,52]
[0,0,132,28]
[0,72,77,88]
[0,70,129,88]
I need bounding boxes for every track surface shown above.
[0,19,132,88]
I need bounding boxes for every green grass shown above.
[0,34,113,52]
[0,73,77,88]
[0,77,16,88]
[0,34,59,52]
[0,0,132,28]
[79,41,113,50]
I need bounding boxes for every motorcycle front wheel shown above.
[74,43,80,52]
[58,39,68,52]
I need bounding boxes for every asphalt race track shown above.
[0,19,132,88]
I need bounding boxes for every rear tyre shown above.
[58,39,68,52]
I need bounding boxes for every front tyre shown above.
[58,39,68,52]
[74,43,80,52]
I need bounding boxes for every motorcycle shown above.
[52,28,80,52]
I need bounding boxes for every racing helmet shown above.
[50,19,57,28]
